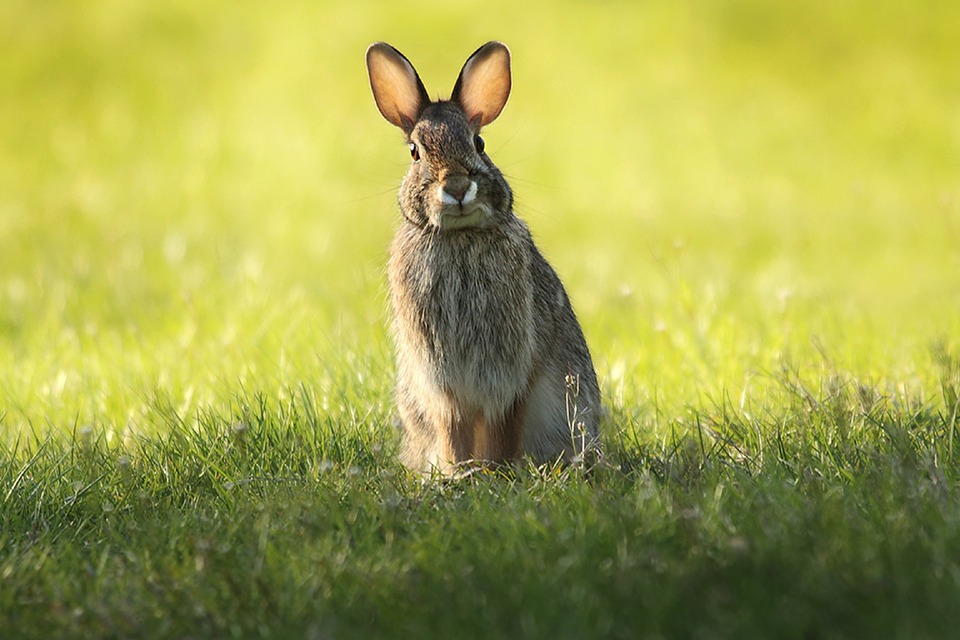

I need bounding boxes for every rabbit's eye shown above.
[409,143,420,161]
[474,135,485,154]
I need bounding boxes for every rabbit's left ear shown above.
[452,42,511,128]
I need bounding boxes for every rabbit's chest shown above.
[431,263,528,345]
[390,233,536,401]
[427,263,534,402]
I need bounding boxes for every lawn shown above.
[2,0,960,638]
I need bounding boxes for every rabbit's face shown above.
[367,41,514,231]
[400,103,512,231]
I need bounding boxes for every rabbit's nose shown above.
[442,176,476,204]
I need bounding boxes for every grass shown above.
[2,0,960,637]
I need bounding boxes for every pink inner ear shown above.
[367,45,424,130]
[458,47,511,127]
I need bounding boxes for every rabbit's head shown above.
[367,42,513,231]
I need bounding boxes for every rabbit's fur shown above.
[366,41,600,474]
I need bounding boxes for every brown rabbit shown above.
[366,41,600,475]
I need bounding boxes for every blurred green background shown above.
[1,0,958,441]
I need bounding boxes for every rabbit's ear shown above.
[452,42,511,128]
[367,43,430,133]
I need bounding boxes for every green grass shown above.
[2,0,960,637]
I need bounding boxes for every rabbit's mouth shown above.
[438,205,487,230]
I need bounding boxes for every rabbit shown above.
[366,41,601,475]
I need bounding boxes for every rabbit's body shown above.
[367,42,600,474]
[390,216,599,470]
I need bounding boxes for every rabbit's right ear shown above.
[366,43,430,134]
